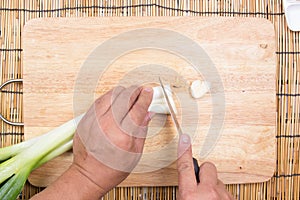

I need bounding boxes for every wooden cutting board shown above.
[23,17,276,187]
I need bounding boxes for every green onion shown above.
[0,114,84,200]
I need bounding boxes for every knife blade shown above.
[158,77,200,183]
[158,78,183,135]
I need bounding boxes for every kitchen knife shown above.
[158,77,200,183]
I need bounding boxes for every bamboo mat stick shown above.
[296,69,300,200]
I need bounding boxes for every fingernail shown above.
[144,87,153,93]
[180,134,190,145]
[144,112,155,124]
[148,112,155,119]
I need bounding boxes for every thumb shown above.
[177,134,197,190]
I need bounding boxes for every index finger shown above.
[93,86,124,117]
[177,134,197,190]
[122,87,153,151]
[122,87,153,127]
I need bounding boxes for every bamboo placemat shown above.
[0,0,299,199]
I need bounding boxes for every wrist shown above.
[31,164,107,200]
[73,134,130,193]
[68,164,107,198]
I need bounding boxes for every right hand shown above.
[177,134,234,200]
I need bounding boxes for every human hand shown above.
[177,134,234,200]
[72,86,153,196]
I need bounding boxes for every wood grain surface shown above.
[23,17,276,187]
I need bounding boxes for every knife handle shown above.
[193,157,200,183]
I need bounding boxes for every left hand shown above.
[72,86,153,195]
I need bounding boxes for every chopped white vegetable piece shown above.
[148,85,177,114]
[190,80,210,99]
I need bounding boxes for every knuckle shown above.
[100,113,111,125]
[123,141,135,152]
[94,96,103,105]
[208,187,220,200]
[111,86,125,98]
[115,132,134,150]
[178,189,194,200]
[100,120,110,134]
[130,85,139,89]
[133,102,148,118]
[178,161,193,173]
[115,85,125,90]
